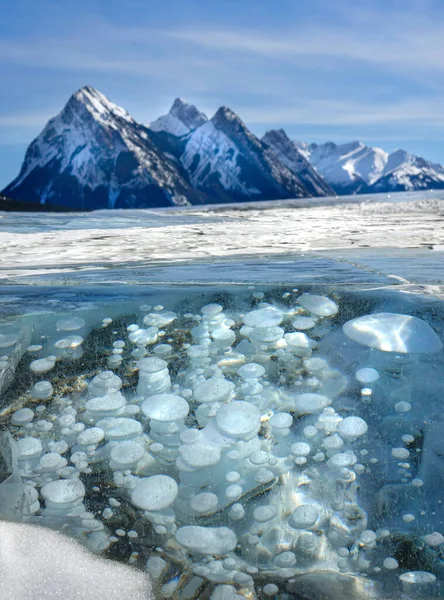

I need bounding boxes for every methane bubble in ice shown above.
[56,317,86,331]
[3,287,444,599]
[175,526,237,555]
[243,307,282,328]
[293,393,331,413]
[297,293,338,316]
[141,394,189,422]
[131,475,178,511]
[215,401,260,439]
[338,416,368,440]
[289,505,319,529]
[343,312,443,353]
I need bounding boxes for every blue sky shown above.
[1,0,444,189]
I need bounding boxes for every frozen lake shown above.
[1,190,444,600]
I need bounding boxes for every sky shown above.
[1,0,444,189]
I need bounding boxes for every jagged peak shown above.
[67,86,133,124]
[263,129,291,144]
[210,106,249,135]
[170,97,190,113]
[212,106,239,122]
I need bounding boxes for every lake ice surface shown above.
[1,190,444,600]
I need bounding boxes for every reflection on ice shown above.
[343,312,443,354]
[0,287,443,599]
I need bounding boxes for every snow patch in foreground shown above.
[0,522,153,600]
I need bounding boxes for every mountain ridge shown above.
[3,85,444,209]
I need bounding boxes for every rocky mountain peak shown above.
[168,97,207,130]
[64,85,133,127]
[149,98,207,136]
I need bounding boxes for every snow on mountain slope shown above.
[180,107,309,202]
[149,98,208,137]
[300,141,388,194]
[262,129,334,197]
[299,140,444,194]
[369,149,444,192]
[3,86,203,210]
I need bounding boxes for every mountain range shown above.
[3,86,444,209]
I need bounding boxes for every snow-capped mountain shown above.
[298,141,444,194]
[297,141,389,194]
[368,149,444,193]
[180,107,309,202]
[3,86,204,209]
[149,98,208,137]
[262,130,335,197]
[4,85,444,209]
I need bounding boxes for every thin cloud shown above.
[168,22,444,74]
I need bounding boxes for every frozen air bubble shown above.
[38,452,67,472]
[137,357,167,374]
[303,357,328,373]
[399,571,436,584]
[337,416,368,440]
[56,317,86,331]
[229,503,245,520]
[131,475,178,511]
[175,526,237,555]
[360,530,377,545]
[215,401,261,440]
[96,417,143,441]
[11,408,34,426]
[225,485,242,500]
[30,381,54,400]
[17,437,42,459]
[238,363,266,379]
[85,393,126,416]
[383,558,399,570]
[402,434,415,444]
[41,478,85,508]
[269,412,293,430]
[33,420,53,433]
[273,551,296,568]
[110,442,145,469]
[243,307,282,328]
[153,344,173,357]
[263,584,279,596]
[143,311,176,328]
[291,442,311,457]
[179,444,221,469]
[424,532,444,546]
[77,427,105,446]
[356,367,379,384]
[392,448,410,459]
[343,313,443,354]
[190,493,219,514]
[294,393,331,414]
[297,293,338,317]
[27,345,43,352]
[253,505,277,523]
[194,378,234,404]
[30,358,56,375]
[304,425,318,439]
[201,304,223,315]
[289,505,319,529]
[141,394,189,422]
[403,514,415,523]
[395,401,411,413]
[292,316,316,330]
[0,333,19,348]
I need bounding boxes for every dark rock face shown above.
[262,130,335,197]
[7,85,442,210]
[180,107,310,202]
[2,87,206,210]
